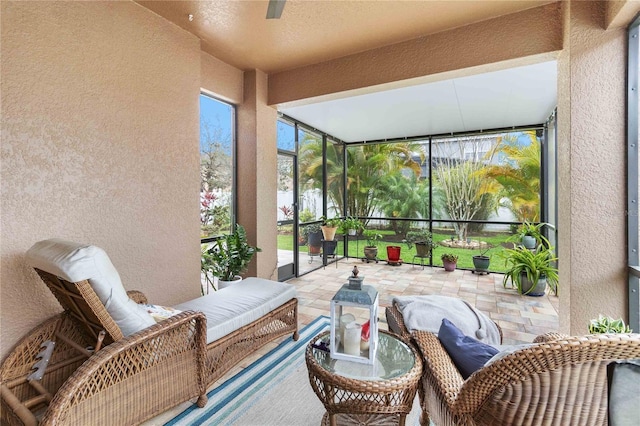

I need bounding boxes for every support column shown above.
[237,70,278,280]
[557,0,630,333]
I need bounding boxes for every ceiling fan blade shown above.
[266,0,286,19]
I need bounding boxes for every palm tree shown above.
[297,135,345,216]
[378,171,430,235]
[298,138,423,222]
[479,131,541,222]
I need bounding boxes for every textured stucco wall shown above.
[200,50,244,104]
[269,2,563,105]
[1,1,202,358]
[557,0,629,334]
[237,71,278,280]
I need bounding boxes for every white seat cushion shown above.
[26,239,156,336]
[174,277,297,344]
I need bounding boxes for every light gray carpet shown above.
[167,316,421,426]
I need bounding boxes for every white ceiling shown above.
[279,60,558,142]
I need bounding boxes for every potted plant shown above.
[512,221,551,249]
[588,315,632,333]
[363,229,382,262]
[404,230,436,258]
[202,224,262,289]
[502,245,558,296]
[340,216,363,236]
[320,216,341,241]
[201,243,216,293]
[386,245,402,264]
[441,253,458,271]
[472,242,492,273]
[302,223,323,255]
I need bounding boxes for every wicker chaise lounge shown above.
[1,239,298,425]
[386,302,640,426]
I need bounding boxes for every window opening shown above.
[200,93,235,241]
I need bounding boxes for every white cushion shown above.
[26,239,156,336]
[174,277,297,344]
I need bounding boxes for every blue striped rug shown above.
[166,316,331,426]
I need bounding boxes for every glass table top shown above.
[311,331,415,381]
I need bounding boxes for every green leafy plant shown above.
[441,253,459,263]
[201,244,217,293]
[300,223,322,245]
[476,241,492,257]
[301,223,322,236]
[201,224,261,282]
[589,315,632,334]
[363,229,382,247]
[320,215,342,228]
[299,209,316,223]
[502,245,558,295]
[510,221,551,248]
[339,216,363,234]
[404,229,435,250]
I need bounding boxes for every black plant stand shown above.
[412,255,430,270]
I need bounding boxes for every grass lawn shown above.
[277,229,511,273]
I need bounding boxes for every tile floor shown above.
[147,260,559,424]
[292,258,559,345]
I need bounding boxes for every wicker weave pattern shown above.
[306,331,422,422]
[3,266,298,425]
[386,302,503,426]
[40,311,208,426]
[1,314,92,426]
[409,321,640,425]
[203,298,299,386]
[35,270,122,343]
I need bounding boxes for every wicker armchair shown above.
[386,303,640,426]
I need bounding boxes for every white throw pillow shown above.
[26,239,156,336]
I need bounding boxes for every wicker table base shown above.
[321,412,408,426]
[306,330,422,426]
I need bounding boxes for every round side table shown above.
[305,330,422,426]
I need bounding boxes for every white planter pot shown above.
[218,275,242,289]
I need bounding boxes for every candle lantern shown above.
[329,273,378,364]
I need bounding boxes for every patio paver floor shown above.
[291,258,559,345]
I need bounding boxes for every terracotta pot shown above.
[364,246,378,261]
[321,226,337,241]
[308,244,321,255]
